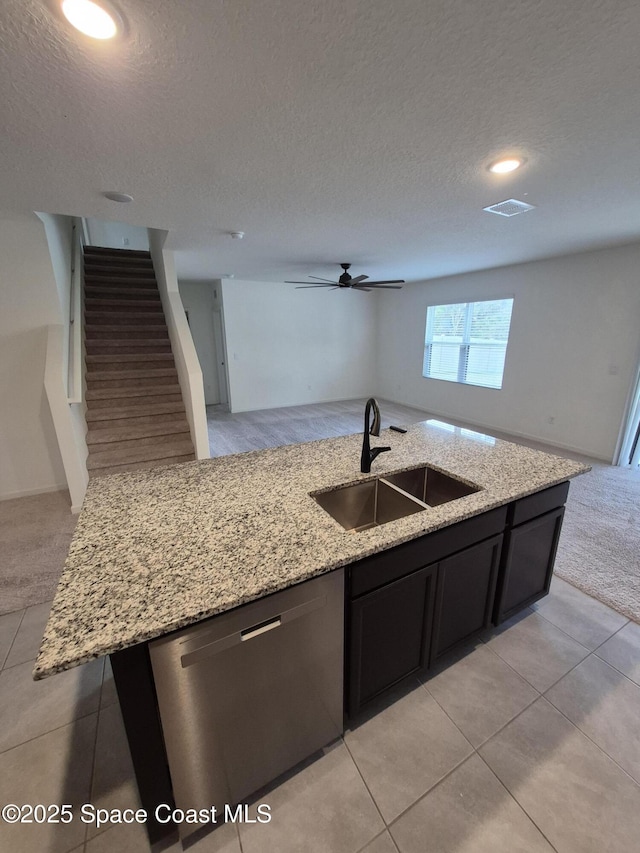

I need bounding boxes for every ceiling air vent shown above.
[483,198,536,217]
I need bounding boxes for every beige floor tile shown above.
[84,818,152,853]
[545,654,640,783]
[87,702,141,840]
[238,741,384,853]
[84,817,241,853]
[480,697,640,853]
[0,657,103,752]
[390,754,554,853]
[596,620,640,686]
[0,713,97,853]
[166,820,241,852]
[0,608,23,669]
[100,656,119,708]
[360,831,399,853]
[484,610,590,691]
[345,682,472,823]
[3,600,52,668]
[423,644,538,747]
[533,577,627,650]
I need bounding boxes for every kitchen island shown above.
[34,419,589,842]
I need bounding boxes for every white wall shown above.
[178,281,220,405]
[148,229,210,459]
[221,279,377,412]
[0,211,67,499]
[376,243,640,461]
[85,218,149,251]
[38,213,89,511]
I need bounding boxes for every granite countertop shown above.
[34,420,590,679]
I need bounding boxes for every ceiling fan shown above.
[286,263,404,292]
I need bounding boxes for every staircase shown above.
[83,246,196,477]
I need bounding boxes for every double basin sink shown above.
[313,465,481,533]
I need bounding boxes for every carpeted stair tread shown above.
[86,383,183,401]
[87,419,190,446]
[84,265,156,278]
[84,271,156,283]
[85,298,164,311]
[87,393,185,410]
[86,366,178,383]
[85,311,166,324]
[87,437,195,468]
[86,352,175,364]
[87,412,188,431]
[84,246,151,259]
[85,342,172,355]
[84,254,154,267]
[84,275,158,293]
[90,454,196,478]
[85,286,161,299]
[86,401,187,421]
[85,325,169,337]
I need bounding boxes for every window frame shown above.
[422,297,514,390]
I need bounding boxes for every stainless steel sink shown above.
[313,465,481,532]
[313,478,426,532]
[383,465,481,506]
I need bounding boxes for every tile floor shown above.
[1,575,639,852]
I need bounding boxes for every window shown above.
[423,298,514,389]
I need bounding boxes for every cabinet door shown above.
[348,564,437,717]
[431,534,503,661]
[494,507,565,624]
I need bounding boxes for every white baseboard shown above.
[0,483,69,502]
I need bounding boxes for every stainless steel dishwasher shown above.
[149,569,344,837]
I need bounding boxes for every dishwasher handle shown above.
[241,616,281,642]
[180,593,326,668]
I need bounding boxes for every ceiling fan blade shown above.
[365,284,403,289]
[308,275,339,283]
[351,286,372,292]
[350,274,369,284]
[364,279,405,285]
[294,284,335,289]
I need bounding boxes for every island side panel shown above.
[110,644,175,844]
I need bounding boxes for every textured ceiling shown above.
[2,0,640,282]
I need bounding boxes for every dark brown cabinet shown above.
[493,507,565,624]
[346,481,572,716]
[346,507,507,717]
[493,480,569,625]
[431,534,503,660]
[348,564,437,716]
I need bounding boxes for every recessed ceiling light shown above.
[103,191,133,203]
[488,157,525,174]
[61,0,119,40]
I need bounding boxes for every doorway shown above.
[618,358,640,467]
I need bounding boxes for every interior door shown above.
[212,309,229,406]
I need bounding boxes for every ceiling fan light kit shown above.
[287,263,404,292]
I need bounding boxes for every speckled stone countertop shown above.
[34,421,589,679]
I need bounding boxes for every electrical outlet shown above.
[547,416,555,424]
[123,237,129,246]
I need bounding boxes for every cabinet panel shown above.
[348,564,437,716]
[349,506,507,598]
[432,534,503,661]
[508,481,569,527]
[494,507,565,624]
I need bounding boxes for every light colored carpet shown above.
[555,462,640,624]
